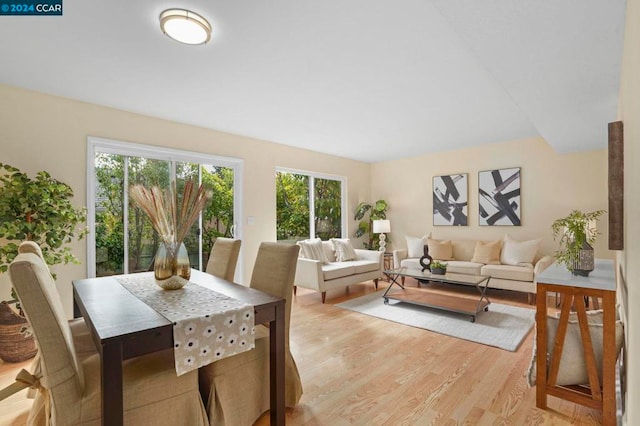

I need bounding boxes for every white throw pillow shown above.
[298,238,329,264]
[331,238,357,262]
[405,234,430,258]
[500,234,540,266]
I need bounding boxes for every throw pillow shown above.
[526,311,624,387]
[405,234,430,258]
[470,240,502,264]
[331,238,357,262]
[298,238,329,264]
[500,234,540,266]
[427,238,454,260]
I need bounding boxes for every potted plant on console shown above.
[0,163,86,362]
[430,260,448,275]
[551,209,604,277]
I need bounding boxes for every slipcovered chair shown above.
[199,242,303,426]
[205,238,242,282]
[7,242,209,425]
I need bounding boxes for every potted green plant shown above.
[551,209,605,276]
[0,163,87,362]
[429,260,448,275]
[353,200,389,250]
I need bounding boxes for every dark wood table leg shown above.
[535,284,548,409]
[102,342,124,426]
[602,290,617,426]
[270,302,285,426]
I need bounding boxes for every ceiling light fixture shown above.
[160,9,212,45]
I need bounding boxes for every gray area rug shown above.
[335,291,535,352]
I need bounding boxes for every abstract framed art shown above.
[433,173,468,226]
[478,167,521,226]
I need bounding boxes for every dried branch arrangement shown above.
[129,181,212,246]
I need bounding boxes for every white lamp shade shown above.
[372,219,391,234]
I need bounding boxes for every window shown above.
[276,168,346,242]
[87,137,244,279]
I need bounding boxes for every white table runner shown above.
[117,274,255,376]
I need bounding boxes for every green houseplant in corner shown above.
[0,163,87,362]
[551,209,605,276]
[353,200,389,250]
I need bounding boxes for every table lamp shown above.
[372,219,391,252]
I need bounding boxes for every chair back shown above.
[249,243,300,343]
[8,242,84,418]
[206,238,242,282]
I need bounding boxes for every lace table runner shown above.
[117,274,255,376]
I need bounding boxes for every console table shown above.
[535,259,617,425]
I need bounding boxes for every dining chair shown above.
[205,237,242,282]
[7,242,209,425]
[199,242,303,426]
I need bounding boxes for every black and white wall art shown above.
[478,167,521,226]
[433,173,468,226]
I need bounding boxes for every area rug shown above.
[335,291,535,351]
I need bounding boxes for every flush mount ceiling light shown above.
[160,9,212,45]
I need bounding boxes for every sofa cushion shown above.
[321,241,336,262]
[500,234,540,266]
[481,264,534,281]
[471,240,502,264]
[322,262,356,280]
[445,261,483,276]
[406,234,429,258]
[427,238,454,260]
[298,238,329,264]
[331,238,357,262]
[400,258,421,269]
[349,260,380,274]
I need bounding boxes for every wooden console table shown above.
[535,259,617,425]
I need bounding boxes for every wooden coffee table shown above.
[382,267,491,322]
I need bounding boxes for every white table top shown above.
[536,258,616,291]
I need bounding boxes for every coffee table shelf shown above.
[382,267,491,322]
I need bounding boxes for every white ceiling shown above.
[0,1,626,163]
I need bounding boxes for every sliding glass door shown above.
[88,138,243,279]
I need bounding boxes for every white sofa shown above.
[393,237,555,304]
[294,241,384,303]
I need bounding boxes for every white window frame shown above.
[87,137,244,281]
[275,167,347,239]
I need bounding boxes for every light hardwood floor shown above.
[1,278,602,425]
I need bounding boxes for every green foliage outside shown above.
[353,200,389,250]
[94,155,234,276]
[276,172,343,242]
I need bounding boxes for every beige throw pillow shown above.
[427,238,454,260]
[298,238,329,264]
[500,234,540,266]
[405,234,430,258]
[527,310,624,387]
[331,238,357,262]
[471,240,502,264]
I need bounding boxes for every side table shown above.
[382,253,393,281]
[535,259,617,425]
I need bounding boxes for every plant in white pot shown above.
[551,209,605,276]
[0,163,87,362]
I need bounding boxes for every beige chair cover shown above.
[199,242,303,426]
[9,242,208,426]
[205,238,242,282]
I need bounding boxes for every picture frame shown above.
[433,173,468,226]
[478,167,521,226]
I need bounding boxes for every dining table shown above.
[73,269,286,426]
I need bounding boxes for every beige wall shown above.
[618,0,640,422]
[0,84,371,318]
[371,137,611,260]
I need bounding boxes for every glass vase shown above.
[154,241,191,290]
